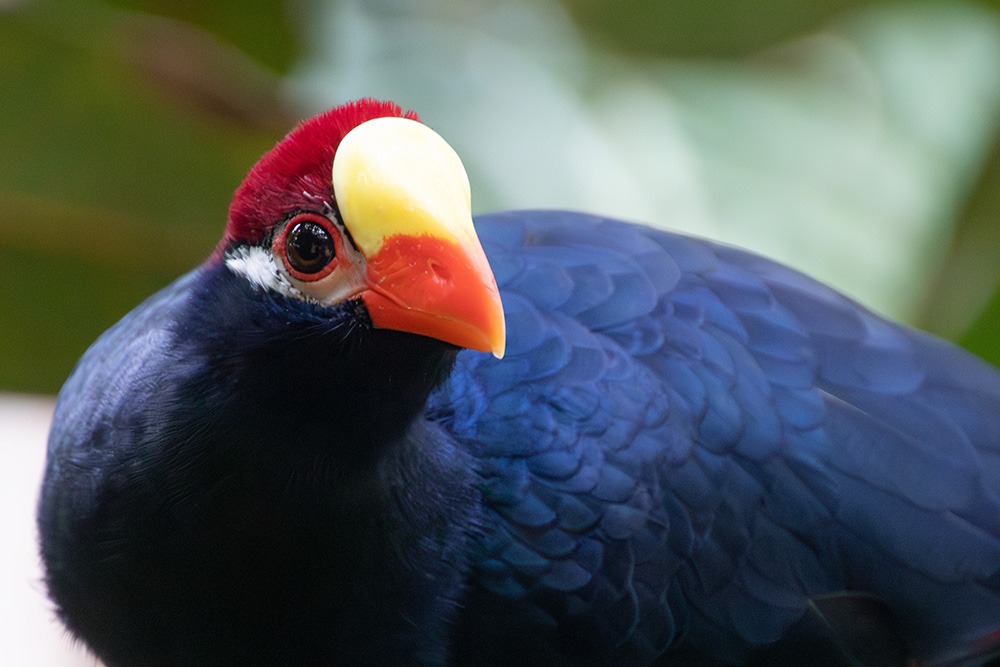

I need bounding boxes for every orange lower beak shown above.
[361,234,505,357]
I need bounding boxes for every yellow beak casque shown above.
[331,117,506,359]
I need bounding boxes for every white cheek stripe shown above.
[225,245,303,299]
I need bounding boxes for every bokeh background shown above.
[2,0,999,663]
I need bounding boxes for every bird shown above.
[37,98,1000,667]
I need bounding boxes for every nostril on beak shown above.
[428,259,451,283]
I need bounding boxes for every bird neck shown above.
[188,260,461,461]
[143,261,481,661]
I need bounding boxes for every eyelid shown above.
[272,212,342,282]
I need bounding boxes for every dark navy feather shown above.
[40,261,481,665]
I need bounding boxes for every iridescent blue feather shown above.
[434,210,1000,664]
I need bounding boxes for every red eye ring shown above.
[273,213,341,282]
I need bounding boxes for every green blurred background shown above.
[3,0,1000,395]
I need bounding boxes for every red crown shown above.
[223,99,419,248]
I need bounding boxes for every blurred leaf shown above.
[0,0,297,393]
[931,137,1000,366]
[104,0,299,73]
[0,249,178,392]
[115,12,295,127]
[960,277,1000,368]
[559,0,875,58]
[291,0,1000,321]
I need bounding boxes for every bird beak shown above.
[332,117,506,359]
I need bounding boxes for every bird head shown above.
[217,99,506,360]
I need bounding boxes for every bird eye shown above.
[287,221,334,273]
[276,214,338,281]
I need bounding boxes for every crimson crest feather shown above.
[223,99,419,247]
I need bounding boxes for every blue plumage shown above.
[435,210,1000,664]
[38,206,1000,665]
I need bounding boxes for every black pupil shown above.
[286,221,334,274]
